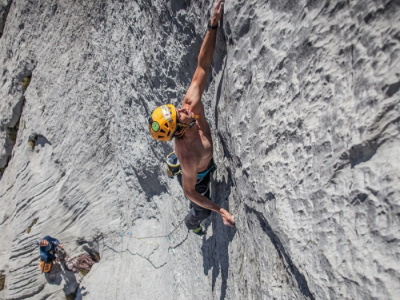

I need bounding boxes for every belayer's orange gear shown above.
[39,259,53,273]
[148,104,178,141]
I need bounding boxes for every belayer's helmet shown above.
[148,104,177,141]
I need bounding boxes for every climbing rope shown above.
[61,217,186,247]
[125,218,185,240]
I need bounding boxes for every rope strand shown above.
[60,217,186,246]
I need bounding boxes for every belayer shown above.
[36,236,64,273]
[38,236,63,262]
[148,0,235,235]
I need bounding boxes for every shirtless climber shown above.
[148,0,235,235]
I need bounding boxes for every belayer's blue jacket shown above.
[39,236,60,262]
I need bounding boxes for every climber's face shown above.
[40,239,49,247]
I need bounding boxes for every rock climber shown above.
[148,0,235,235]
[37,236,63,263]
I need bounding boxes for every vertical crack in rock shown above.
[0,0,13,38]
[245,205,316,300]
[0,74,31,179]
[213,24,228,130]
[0,104,23,179]
[214,57,227,131]
[217,132,233,160]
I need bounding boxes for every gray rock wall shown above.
[0,0,399,299]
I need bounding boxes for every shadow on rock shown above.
[44,251,80,297]
[45,263,62,285]
[36,135,52,147]
[201,168,237,300]
[60,268,79,297]
[28,133,52,149]
[245,205,315,300]
[201,224,236,300]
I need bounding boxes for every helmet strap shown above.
[174,120,196,139]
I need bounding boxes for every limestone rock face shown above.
[0,0,399,299]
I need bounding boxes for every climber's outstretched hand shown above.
[220,208,235,227]
[211,0,224,25]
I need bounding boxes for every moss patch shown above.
[21,75,31,90]
[65,293,76,300]
[79,269,89,277]
[92,252,100,262]
[25,218,39,234]
[0,272,5,291]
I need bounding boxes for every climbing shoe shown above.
[192,225,206,236]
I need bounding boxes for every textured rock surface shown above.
[0,0,399,299]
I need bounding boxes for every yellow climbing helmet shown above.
[148,104,178,141]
